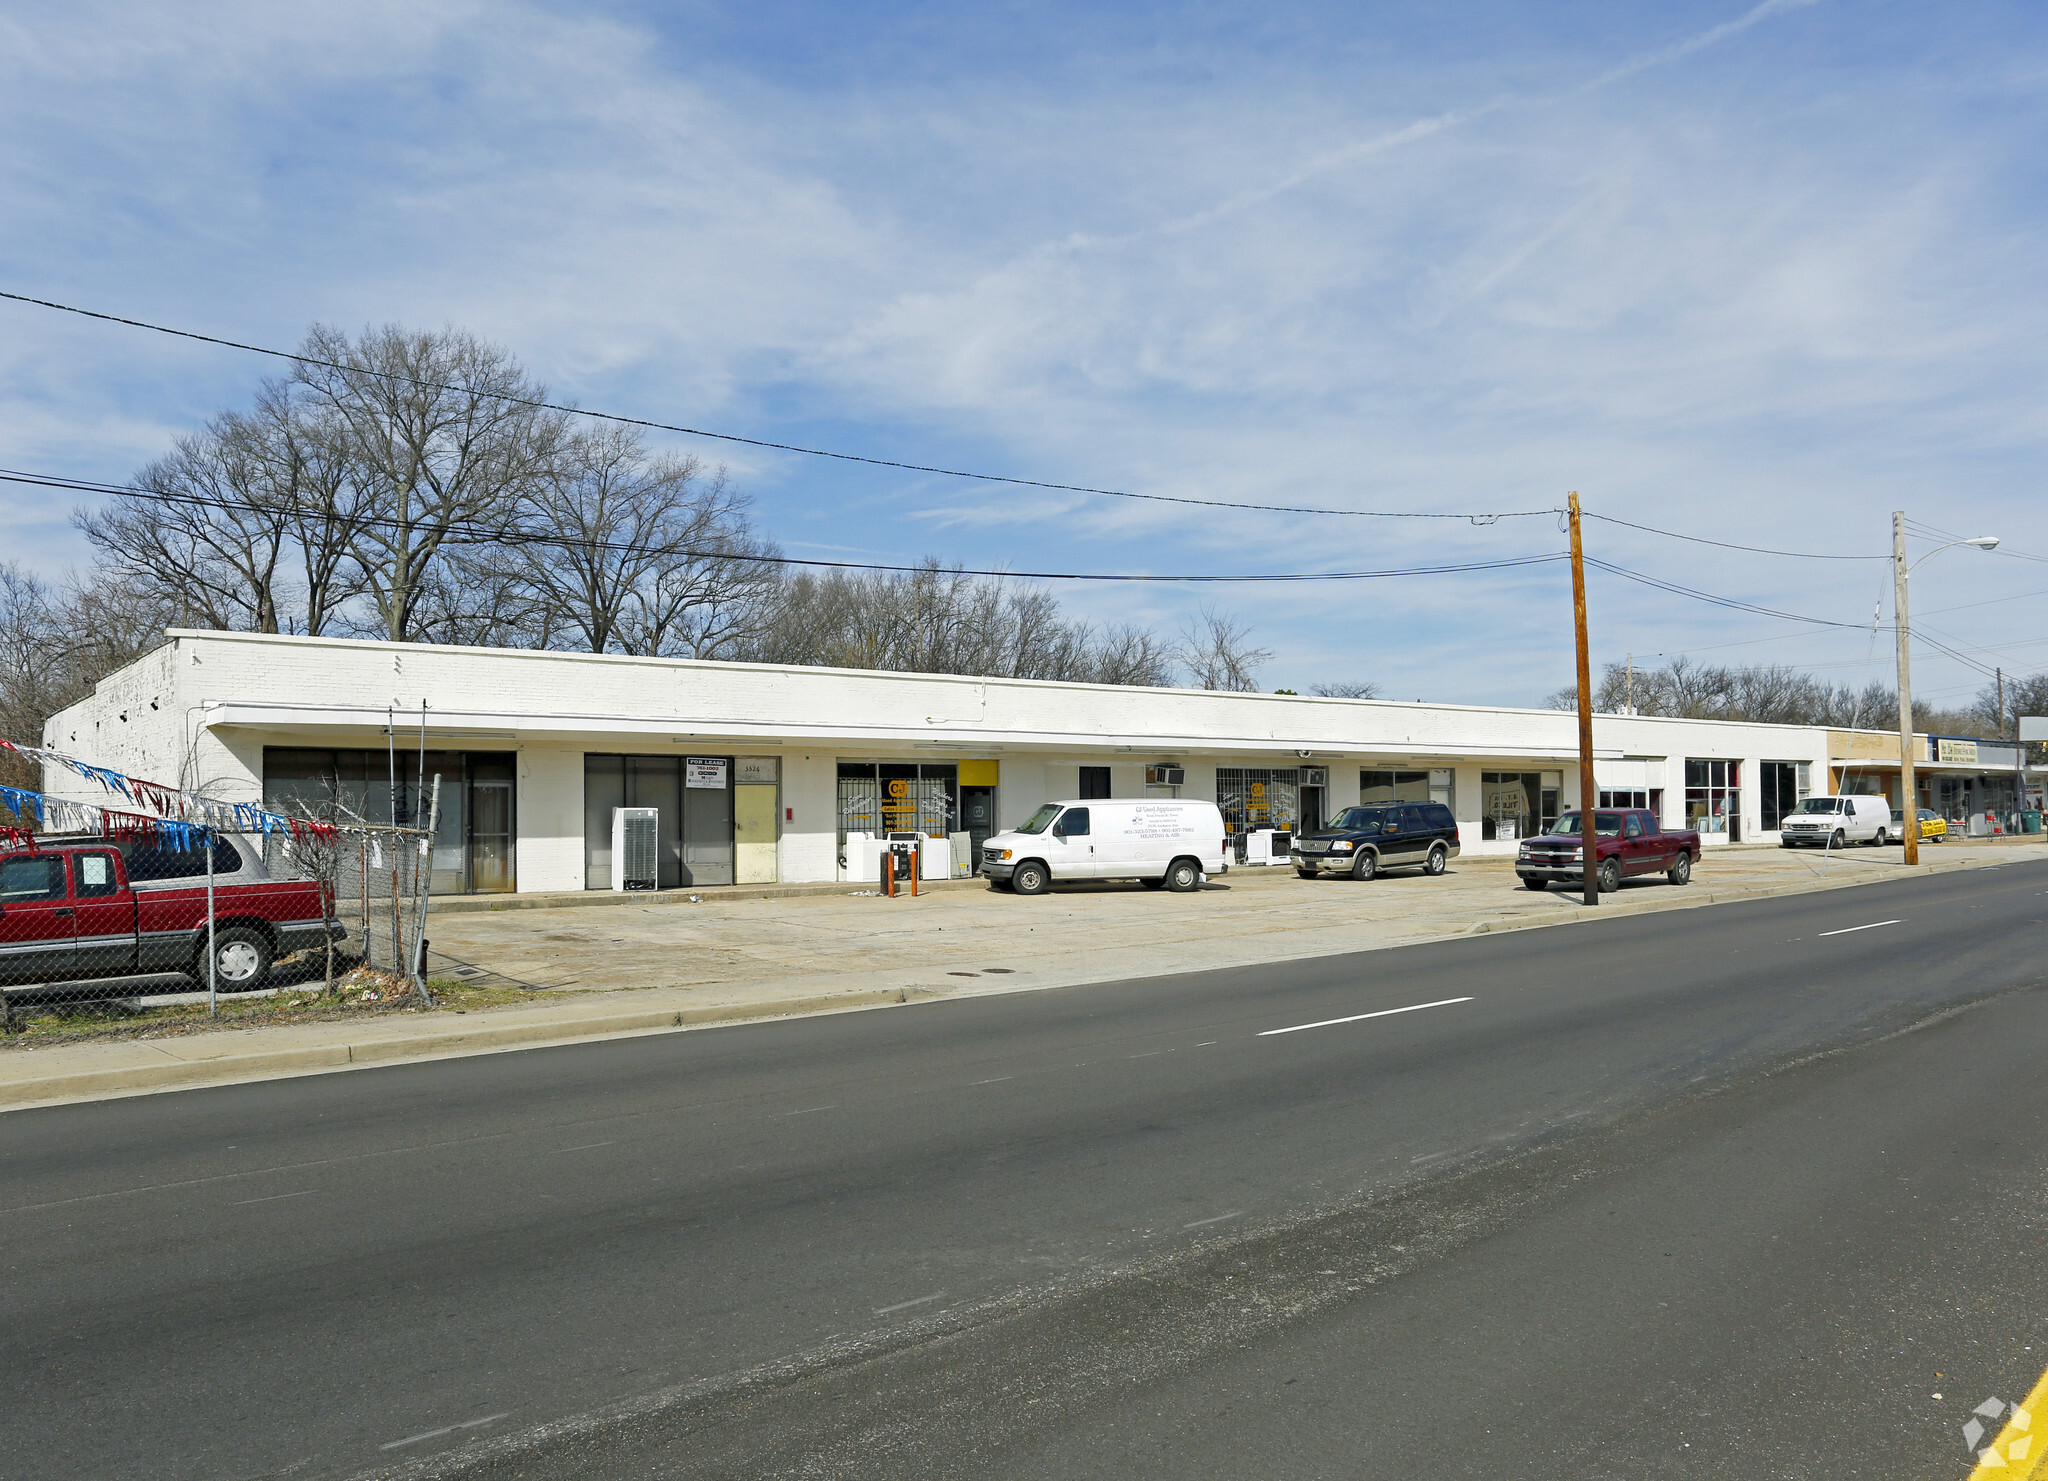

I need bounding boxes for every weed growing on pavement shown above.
[1,962,544,1048]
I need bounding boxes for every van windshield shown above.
[1791,798,1847,815]
[1016,804,1063,835]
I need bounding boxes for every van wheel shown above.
[1141,877,1166,889]
[197,927,273,991]
[1423,844,1448,876]
[1163,858,1201,893]
[1871,827,1888,848]
[1350,851,1378,882]
[1011,861,1050,896]
[1667,852,1692,886]
[1829,829,1845,850]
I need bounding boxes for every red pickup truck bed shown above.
[0,835,340,1007]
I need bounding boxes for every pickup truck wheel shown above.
[1010,861,1050,896]
[199,927,273,991]
[1667,852,1692,886]
[1350,851,1378,882]
[1163,858,1202,893]
[1523,877,1550,892]
[1596,858,1621,894]
[1423,843,1448,876]
[1294,868,1317,879]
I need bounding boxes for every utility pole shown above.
[1894,511,1918,866]
[1570,493,1599,906]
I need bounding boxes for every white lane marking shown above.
[1258,996,1474,1037]
[233,1190,312,1205]
[1195,1041,1218,1047]
[1410,1152,1446,1163]
[552,1142,614,1154]
[1127,1051,1162,1059]
[873,1292,946,1315]
[1817,919,1901,937]
[1184,1211,1244,1228]
[970,1076,1014,1085]
[775,1106,837,1117]
[380,1413,510,1450]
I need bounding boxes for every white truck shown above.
[1778,795,1895,848]
[979,799,1229,895]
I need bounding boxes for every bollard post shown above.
[883,851,895,898]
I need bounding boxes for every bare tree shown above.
[290,323,568,641]
[1173,604,1272,692]
[1310,680,1380,699]
[77,416,294,633]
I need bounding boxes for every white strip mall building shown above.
[43,630,1861,896]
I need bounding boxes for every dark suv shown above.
[1288,802,1462,882]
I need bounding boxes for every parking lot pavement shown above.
[422,835,2048,1006]
[4,836,2038,1111]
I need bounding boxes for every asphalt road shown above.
[4,861,2046,1480]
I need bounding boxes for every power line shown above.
[1581,556,1866,629]
[0,290,1548,526]
[1580,511,1886,562]
[0,467,1570,585]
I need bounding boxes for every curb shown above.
[0,984,945,1112]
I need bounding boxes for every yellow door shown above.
[735,783,778,884]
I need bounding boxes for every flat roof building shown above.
[44,631,1852,895]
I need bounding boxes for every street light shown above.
[1893,517,2000,865]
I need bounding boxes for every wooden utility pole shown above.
[1894,511,1919,866]
[1569,493,1599,906]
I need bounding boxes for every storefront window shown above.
[836,762,957,848]
[1216,767,1298,836]
[1685,758,1741,837]
[265,746,512,894]
[1759,760,1809,831]
[1480,772,1561,840]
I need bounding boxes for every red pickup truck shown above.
[1514,808,1701,893]
[0,835,341,1009]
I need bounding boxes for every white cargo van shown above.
[980,799,1229,895]
[1778,795,1895,848]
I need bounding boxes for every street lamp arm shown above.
[1907,536,2000,574]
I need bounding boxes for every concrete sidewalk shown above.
[5,838,2041,1112]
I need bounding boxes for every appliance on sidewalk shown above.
[610,807,660,891]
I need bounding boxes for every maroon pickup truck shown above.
[0,835,342,1009]
[1514,808,1701,893]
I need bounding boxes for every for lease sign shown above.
[686,757,729,789]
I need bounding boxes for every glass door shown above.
[468,755,516,893]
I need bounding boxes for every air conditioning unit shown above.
[611,807,660,891]
[1146,765,1186,786]
[1300,766,1328,787]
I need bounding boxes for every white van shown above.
[980,799,1229,895]
[1778,795,1896,848]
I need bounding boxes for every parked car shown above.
[1289,802,1461,881]
[1778,795,1894,848]
[0,835,342,1010]
[1515,808,1701,893]
[980,799,1228,895]
[1915,807,1949,843]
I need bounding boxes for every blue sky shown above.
[3,0,2045,708]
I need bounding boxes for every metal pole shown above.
[408,775,442,1003]
[1569,493,1599,906]
[1895,511,1919,866]
[205,828,217,1018]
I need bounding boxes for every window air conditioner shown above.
[611,807,660,891]
[1146,765,1186,787]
